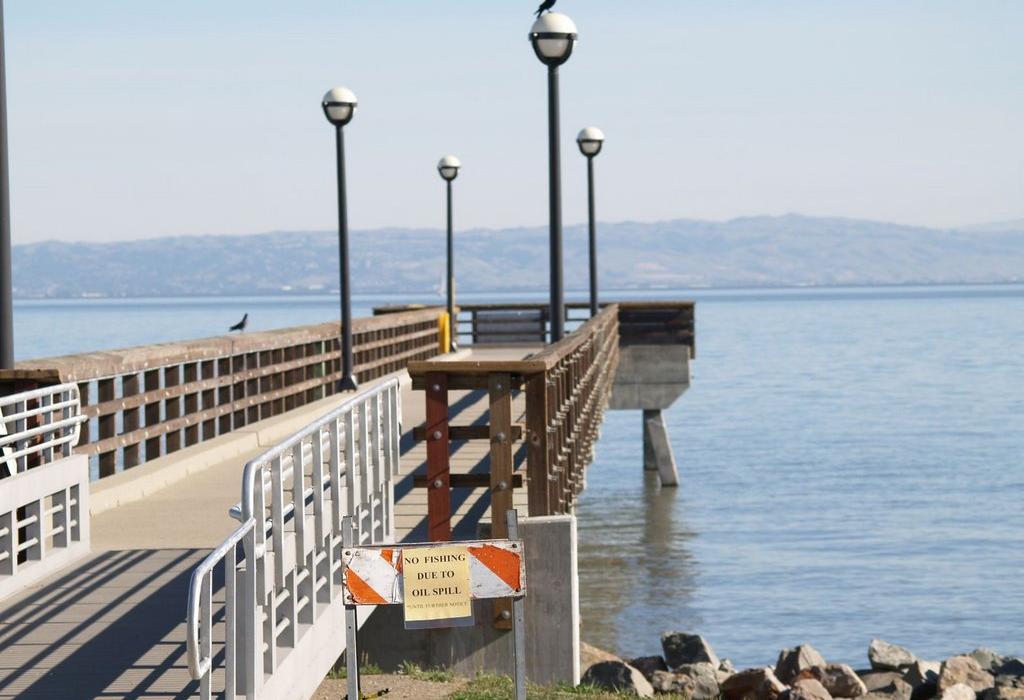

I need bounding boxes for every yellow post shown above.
[439,313,451,354]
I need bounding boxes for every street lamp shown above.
[577,127,605,317]
[322,86,359,391]
[437,156,461,352]
[530,12,577,342]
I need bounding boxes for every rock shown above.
[987,688,1024,700]
[905,662,942,688]
[971,651,1007,674]
[777,645,829,684]
[939,684,977,700]
[651,670,683,695]
[903,661,943,700]
[870,640,917,671]
[721,659,738,674]
[861,678,915,700]
[997,660,1024,678]
[629,656,669,683]
[677,662,722,700]
[802,664,868,697]
[583,660,655,698]
[787,679,834,700]
[581,641,621,673]
[938,656,995,693]
[995,675,1024,690]
[721,667,788,700]
[662,632,720,670]
[862,672,908,692]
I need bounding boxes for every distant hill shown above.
[12,214,1024,298]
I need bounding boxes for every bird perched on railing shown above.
[229,313,248,332]
[535,0,556,17]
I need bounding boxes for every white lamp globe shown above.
[577,127,605,157]
[438,155,462,182]
[530,12,578,66]
[322,87,358,127]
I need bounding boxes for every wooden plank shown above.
[412,424,522,443]
[424,372,451,542]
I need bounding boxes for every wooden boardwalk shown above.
[0,349,533,699]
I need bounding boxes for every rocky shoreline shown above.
[581,635,1024,700]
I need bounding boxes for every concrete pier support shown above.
[643,409,679,487]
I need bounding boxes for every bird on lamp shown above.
[535,0,556,17]
[229,313,248,333]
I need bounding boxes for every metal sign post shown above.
[341,510,527,700]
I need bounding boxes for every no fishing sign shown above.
[340,513,529,700]
[341,539,525,629]
[402,546,473,627]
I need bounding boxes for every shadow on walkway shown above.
[0,548,209,699]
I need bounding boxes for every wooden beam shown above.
[424,372,451,542]
[412,474,523,489]
[489,372,514,630]
[412,424,522,442]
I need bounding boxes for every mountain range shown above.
[12,214,1024,298]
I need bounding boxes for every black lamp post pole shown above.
[0,1,13,369]
[586,154,598,317]
[446,179,456,351]
[547,64,565,343]
[335,125,356,391]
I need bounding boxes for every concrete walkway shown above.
[0,348,535,699]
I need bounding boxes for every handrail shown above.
[186,376,402,698]
[239,377,400,521]
[1,382,87,475]
[0,382,90,601]
[523,304,619,370]
[186,516,257,680]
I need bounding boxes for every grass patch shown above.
[447,673,676,700]
[327,661,384,679]
[398,661,457,683]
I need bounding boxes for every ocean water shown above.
[11,285,1024,668]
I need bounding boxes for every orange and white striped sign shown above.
[342,540,525,606]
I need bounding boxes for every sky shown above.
[5,0,1024,244]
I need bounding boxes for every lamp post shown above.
[577,127,605,318]
[530,12,577,342]
[437,156,461,352]
[322,87,359,392]
[0,1,13,369]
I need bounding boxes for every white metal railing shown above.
[0,383,85,475]
[186,378,402,699]
[0,383,90,599]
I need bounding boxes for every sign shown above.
[341,513,528,700]
[342,540,525,607]
[401,545,472,623]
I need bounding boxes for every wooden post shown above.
[122,373,141,468]
[96,377,116,477]
[144,369,161,461]
[164,365,182,454]
[184,362,199,447]
[425,372,451,541]
[489,372,514,628]
[525,373,550,516]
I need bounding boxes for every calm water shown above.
[12,285,1024,667]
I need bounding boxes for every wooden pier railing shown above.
[0,308,444,479]
[407,304,621,542]
[376,300,695,356]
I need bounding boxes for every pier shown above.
[0,300,694,699]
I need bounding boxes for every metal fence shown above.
[0,383,89,600]
[186,377,402,700]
